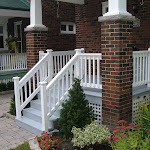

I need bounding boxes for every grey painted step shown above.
[23,107,61,124]
[16,117,44,135]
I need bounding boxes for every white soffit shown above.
[56,0,84,5]
[0,9,30,18]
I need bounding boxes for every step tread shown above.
[23,107,41,117]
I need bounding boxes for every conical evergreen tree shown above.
[58,78,95,137]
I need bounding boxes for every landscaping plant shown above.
[58,78,95,138]
[108,120,150,150]
[72,120,111,149]
[35,132,60,150]
[9,94,16,115]
[0,83,7,91]
[7,81,14,90]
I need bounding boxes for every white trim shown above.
[0,9,29,18]
[102,1,108,15]
[0,17,8,51]
[56,0,84,5]
[14,21,23,53]
[60,22,76,34]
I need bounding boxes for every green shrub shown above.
[0,83,7,91]
[7,81,14,90]
[9,94,16,116]
[58,78,95,138]
[72,121,111,149]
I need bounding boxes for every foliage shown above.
[35,132,60,150]
[9,94,16,116]
[9,142,31,150]
[0,83,7,91]
[72,121,111,149]
[108,120,150,150]
[7,81,14,90]
[137,102,150,130]
[58,78,95,138]
[5,36,19,53]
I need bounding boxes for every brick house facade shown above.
[75,0,150,52]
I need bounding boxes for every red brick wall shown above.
[8,17,30,52]
[75,0,104,53]
[42,0,76,51]
[76,0,150,52]
[26,31,48,70]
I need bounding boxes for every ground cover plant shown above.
[108,120,150,150]
[58,78,95,138]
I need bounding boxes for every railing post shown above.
[40,81,48,132]
[39,51,44,61]
[147,48,150,87]
[13,77,21,119]
[75,48,85,78]
[46,49,53,82]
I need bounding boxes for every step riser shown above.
[16,119,43,135]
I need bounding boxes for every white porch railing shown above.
[0,53,27,71]
[133,48,150,87]
[40,49,102,131]
[13,49,76,119]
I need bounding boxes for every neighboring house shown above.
[0,0,30,53]
[9,0,150,135]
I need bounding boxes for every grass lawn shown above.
[9,142,31,150]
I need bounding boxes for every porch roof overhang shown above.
[0,9,30,18]
[55,0,84,5]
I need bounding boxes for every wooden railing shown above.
[133,48,150,87]
[0,53,27,71]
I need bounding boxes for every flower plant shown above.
[72,121,111,149]
[35,132,60,150]
[108,120,150,150]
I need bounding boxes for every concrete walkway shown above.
[0,91,35,150]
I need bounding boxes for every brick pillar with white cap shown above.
[25,0,48,71]
[99,0,135,130]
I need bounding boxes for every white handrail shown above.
[40,49,102,131]
[133,48,150,87]
[0,53,27,71]
[14,49,76,119]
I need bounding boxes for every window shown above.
[102,1,108,15]
[0,26,4,48]
[60,22,76,34]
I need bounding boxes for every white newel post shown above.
[39,51,44,61]
[40,81,48,132]
[46,49,53,82]
[27,0,46,28]
[104,0,132,16]
[13,77,21,119]
[75,48,84,78]
[147,48,150,87]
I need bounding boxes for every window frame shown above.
[0,25,4,49]
[60,22,76,34]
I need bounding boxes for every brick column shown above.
[25,27,48,71]
[99,15,135,130]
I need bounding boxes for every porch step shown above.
[16,116,44,135]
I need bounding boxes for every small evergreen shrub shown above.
[58,78,95,138]
[9,94,16,116]
[0,83,7,91]
[7,81,14,90]
[72,121,111,149]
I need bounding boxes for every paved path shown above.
[0,91,35,150]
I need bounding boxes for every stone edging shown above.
[28,137,41,150]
